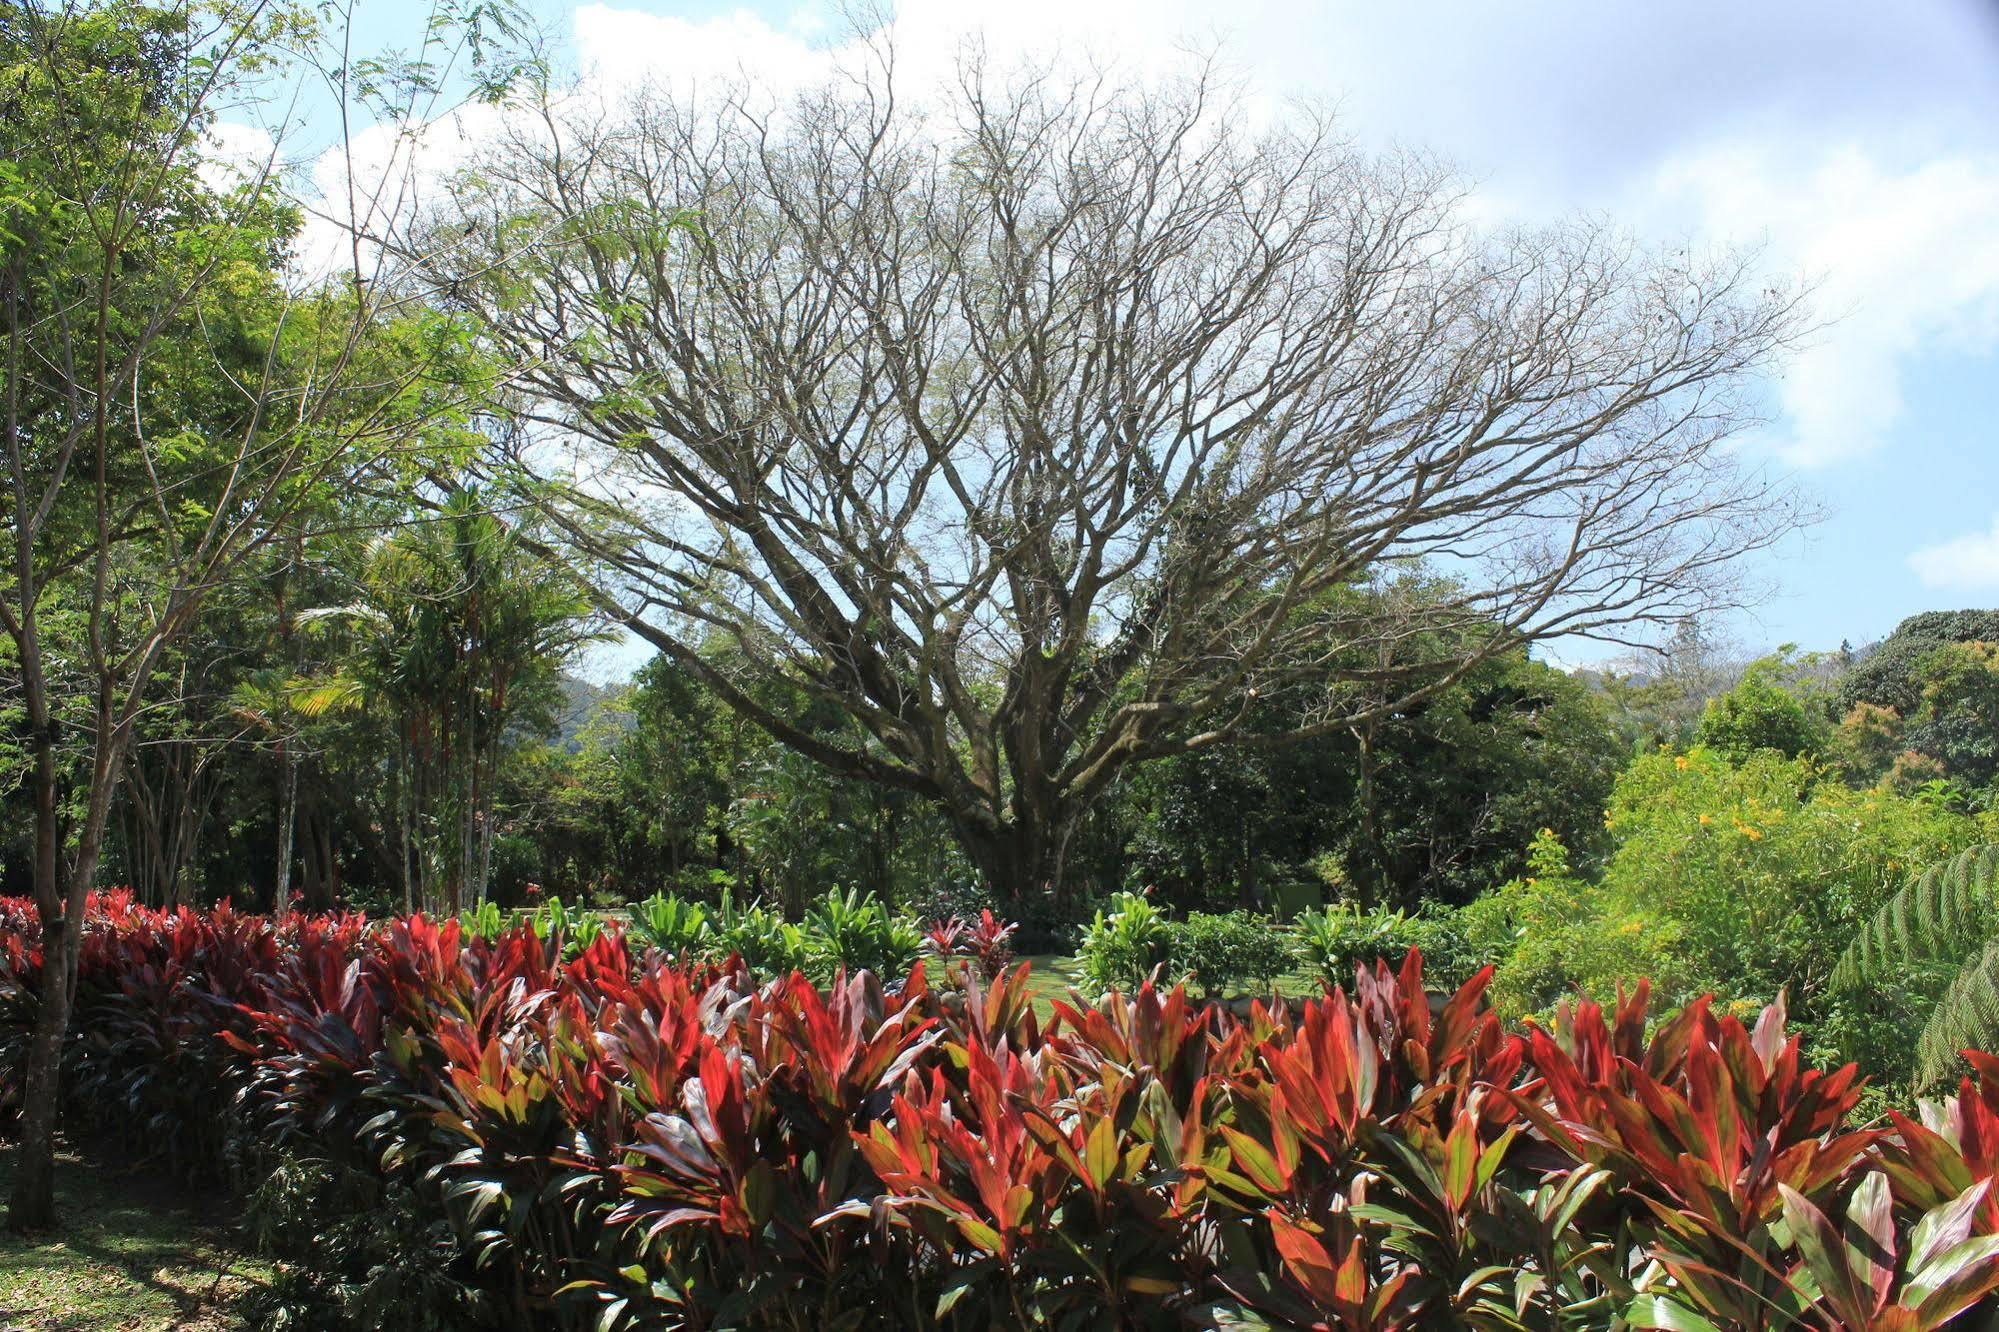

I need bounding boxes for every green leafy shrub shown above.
[625,891,712,956]
[529,894,603,953]
[1164,910,1292,996]
[1294,901,1487,990]
[1694,650,1830,762]
[244,1156,480,1332]
[708,890,809,977]
[455,899,505,941]
[1475,746,1994,1084]
[799,886,922,982]
[1075,890,1170,991]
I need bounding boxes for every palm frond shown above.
[1916,938,1999,1087]
[289,676,364,718]
[295,604,391,633]
[1833,844,1999,990]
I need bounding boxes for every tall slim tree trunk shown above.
[273,747,297,916]
[9,900,74,1233]
[9,724,119,1234]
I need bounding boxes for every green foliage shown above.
[243,1156,480,1332]
[529,894,602,953]
[296,488,600,911]
[1474,747,1992,1085]
[1120,641,1623,911]
[1693,650,1830,762]
[455,900,504,940]
[1295,901,1488,991]
[707,891,809,977]
[798,887,922,983]
[1905,642,1999,790]
[1839,609,1999,717]
[1075,890,1171,991]
[1162,910,1292,997]
[1835,845,1999,1085]
[625,892,712,957]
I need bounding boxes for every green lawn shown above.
[0,1142,273,1331]
[1018,952,1088,1020]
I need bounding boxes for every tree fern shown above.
[1914,939,1999,1085]
[1834,843,1999,1085]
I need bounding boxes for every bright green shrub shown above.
[1693,651,1829,762]
[1295,901,1489,991]
[1075,890,1170,991]
[530,894,604,952]
[1164,910,1291,996]
[1476,746,1992,1080]
[457,899,505,941]
[625,891,712,956]
[799,886,922,982]
[708,891,809,977]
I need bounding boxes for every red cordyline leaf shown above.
[1509,988,1875,1235]
[922,918,966,956]
[1256,1208,1422,1331]
[855,1041,1070,1262]
[1049,979,1211,1099]
[748,969,939,1125]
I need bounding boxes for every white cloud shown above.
[1910,515,1999,590]
[1640,146,1999,467]
[197,121,277,192]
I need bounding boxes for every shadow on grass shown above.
[0,1137,273,1331]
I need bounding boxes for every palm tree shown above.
[296,491,599,910]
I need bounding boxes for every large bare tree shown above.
[426,52,1811,902]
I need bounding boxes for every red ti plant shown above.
[922,917,968,962]
[964,910,1018,981]
[920,910,1019,982]
[1512,987,1886,1328]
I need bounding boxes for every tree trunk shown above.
[957,812,1077,918]
[8,907,73,1233]
[8,725,117,1233]
[273,749,297,916]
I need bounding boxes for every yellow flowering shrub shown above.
[1469,746,1993,1078]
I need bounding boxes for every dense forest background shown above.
[11,582,1996,939]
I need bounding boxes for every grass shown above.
[1018,952,1088,1020]
[0,1140,274,1331]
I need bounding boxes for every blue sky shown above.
[311,0,1999,665]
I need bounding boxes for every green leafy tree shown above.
[1838,610,1999,718]
[1123,643,1623,911]
[1692,649,1830,763]
[299,491,597,910]
[1472,746,1991,1086]
[0,0,526,1229]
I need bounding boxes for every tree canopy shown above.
[416,53,1809,898]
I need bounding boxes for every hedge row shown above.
[4,891,1999,1329]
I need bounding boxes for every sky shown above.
[290,0,1999,667]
